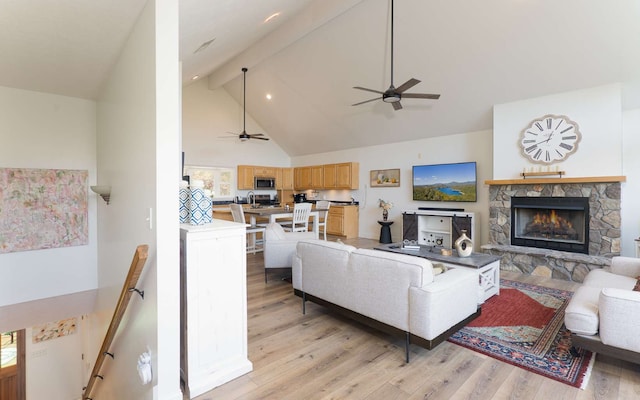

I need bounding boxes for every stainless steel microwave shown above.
[254,177,275,189]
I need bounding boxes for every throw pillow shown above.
[634,276,640,292]
[432,263,448,275]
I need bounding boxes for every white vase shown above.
[454,230,473,257]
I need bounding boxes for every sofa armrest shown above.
[610,256,640,278]
[409,268,477,340]
[282,231,316,241]
[599,287,640,352]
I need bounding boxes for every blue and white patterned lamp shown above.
[179,180,190,223]
[189,180,212,225]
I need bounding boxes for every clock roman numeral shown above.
[546,118,552,129]
[556,149,563,157]
[545,151,550,162]
[562,135,577,140]
[526,144,538,153]
[523,139,536,143]
[560,126,573,133]
[535,122,544,131]
[559,143,573,151]
[555,120,563,130]
[534,148,542,160]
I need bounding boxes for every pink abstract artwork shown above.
[0,168,88,253]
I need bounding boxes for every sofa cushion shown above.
[265,222,287,240]
[582,269,637,290]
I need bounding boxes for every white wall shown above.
[493,84,623,179]
[91,1,180,399]
[292,130,494,247]
[0,85,98,306]
[25,323,83,400]
[621,108,640,256]
[182,79,290,169]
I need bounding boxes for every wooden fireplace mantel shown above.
[484,175,626,185]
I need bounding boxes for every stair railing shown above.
[83,244,149,400]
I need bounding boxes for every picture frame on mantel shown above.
[370,168,400,187]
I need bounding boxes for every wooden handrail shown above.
[83,244,149,400]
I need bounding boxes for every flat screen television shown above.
[412,161,477,202]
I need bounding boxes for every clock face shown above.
[520,114,581,164]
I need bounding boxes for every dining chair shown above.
[314,200,331,240]
[281,202,312,233]
[230,203,265,254]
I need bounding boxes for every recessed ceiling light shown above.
[264,12,280,23]
[194,38,215,54]
[191,75,200,80]
[266,93,272,100]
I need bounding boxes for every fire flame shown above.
[530,210,573,230]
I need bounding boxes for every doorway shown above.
[0,330,25,400]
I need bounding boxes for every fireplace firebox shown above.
[511,197,589,254]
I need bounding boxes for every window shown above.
[183,165,235,199]
[1,331,17,368]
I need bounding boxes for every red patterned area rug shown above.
[448,279,595,389]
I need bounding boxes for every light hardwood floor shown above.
[195,237,640,400]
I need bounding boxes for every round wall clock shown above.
[519,114,581,164]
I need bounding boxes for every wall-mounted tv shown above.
[412,162,477,202]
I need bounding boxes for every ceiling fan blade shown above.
[353,86,385,95]
[402,93,441,100]
[252,136,270,141]
[392,101,403,111]
[395,78,421,93]
[352,97,381,106]
[250,133,265,137]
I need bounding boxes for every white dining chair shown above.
[315,200,331,240]
[230,203,265,254]
[281,202,312,233]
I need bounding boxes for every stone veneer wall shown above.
[483,182,621,282]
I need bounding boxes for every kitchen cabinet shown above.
[180,221,252,398]
[323,162,359,189]
[237,165,254,190]
[294,166,312,190]
[277,167,294,190]
[326,205,359,238]
[323,164,337,188]
[310,165,323,189]
[253,166,277,177]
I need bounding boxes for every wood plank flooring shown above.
[195,237,640,400]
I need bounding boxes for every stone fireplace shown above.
[482,178,622,282]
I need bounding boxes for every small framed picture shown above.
[370,168,400,187]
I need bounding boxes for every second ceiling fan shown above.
[352,0,440,110]
[223,67,269,141]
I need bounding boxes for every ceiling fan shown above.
[222,67,269,141]
[352,0,440,111]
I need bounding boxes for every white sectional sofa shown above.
[565,256,640,364]
[292,239,480,362]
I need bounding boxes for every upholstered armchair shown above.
[263,223,315,282]
[565,256,640,364]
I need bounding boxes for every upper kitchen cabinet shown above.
[253,166,277,177]
[295,165,323,190]
[277,167,294,190]
[310,165,323,189]
[237,165,254,190]
[323,162,359,189]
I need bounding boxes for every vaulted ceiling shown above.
[2,0,639,156]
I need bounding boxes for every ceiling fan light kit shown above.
[220,67,269,141]
[353,0,440,110]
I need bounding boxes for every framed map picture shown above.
[370,168,400,187]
